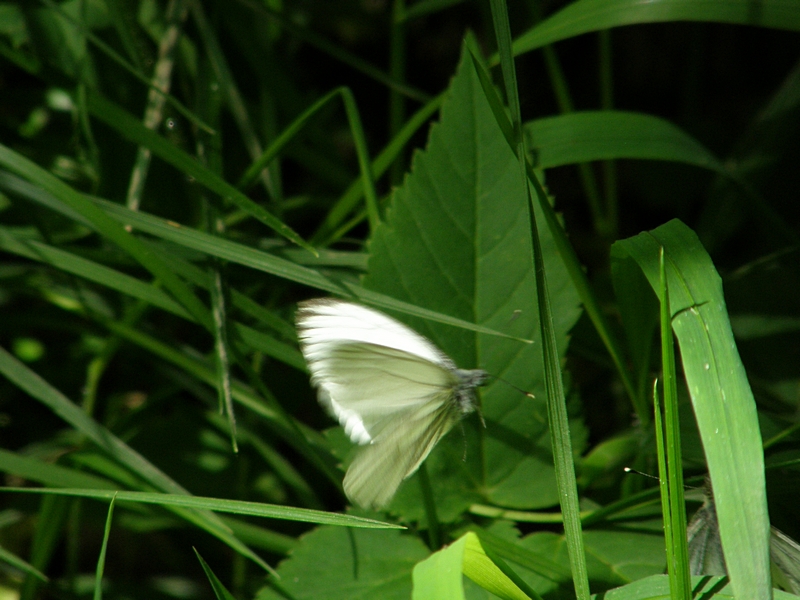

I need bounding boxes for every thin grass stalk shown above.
[93,495,117,600]
[487,0,589,597]
[658,246,691,599]
[37,0,212,133]
[191,1,278,199]
[313,93,445,245]
[660,248,691,597]
[125,0,186,213]
[652,379,674,579]
[417,464,442,550]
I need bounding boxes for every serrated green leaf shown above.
[363,42,583,520]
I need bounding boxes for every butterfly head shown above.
[453,368,488,414]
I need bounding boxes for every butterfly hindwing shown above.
[343,395,463,509]
[687,498,727,576]
[770,527,800,595]
[688,491,800,595]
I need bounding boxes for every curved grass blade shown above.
[0,346,272,573]
[93,495,117,600]
[84,92,314,254]
[0,149,213,331]
[611,219,770,599]
[1,488,403,530]
[195,550,237,600]
[513,0,800,59]
[484,2,589,596]
[525,111,725,173]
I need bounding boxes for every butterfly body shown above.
[296,298,486,508]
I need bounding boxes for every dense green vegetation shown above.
[1,1,799,598]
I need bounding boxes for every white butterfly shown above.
[686,492,727,577]
[687,487,800,595]
[296,298,487,509]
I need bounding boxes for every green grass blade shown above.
[194,550,238,600]
[468,54,642,422]
[239,86,380,233]
[0,226,305,370]
[0,226,188,318]
[612,219,771,599]
[2,488,403,529]
[0,345,274,574]
[0,346,194,498]
[209,414,322,509]
[470,527,571,581]
[525,111,726,173]
[339,86,380,231]
[238,88,342,190]
[191,1,277,200]
[513,0,800,58]
[412,533,468,600]
[483,4,590,590]
[0,150,213,331]
[412,532,534,600]
[656,248,691,600]
[652,378,674,581]
[83,92,314,254]
[36,0,212,133]
[0,448,116,490]
[222,517,297,555]
[1,170,520,342]
[20,495,69,600]
[0,545,48,583]
[311,92,445,245]
[90,199,530,341]
[93,495,116,600]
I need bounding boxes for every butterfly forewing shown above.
[297,298,457,370]
[310,342,461,442]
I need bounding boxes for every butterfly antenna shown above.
[623,466,660,482]
[624,467,706,493]
[488,374,535,399]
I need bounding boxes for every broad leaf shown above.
[257,526,428,600]
[362,45,583,519]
